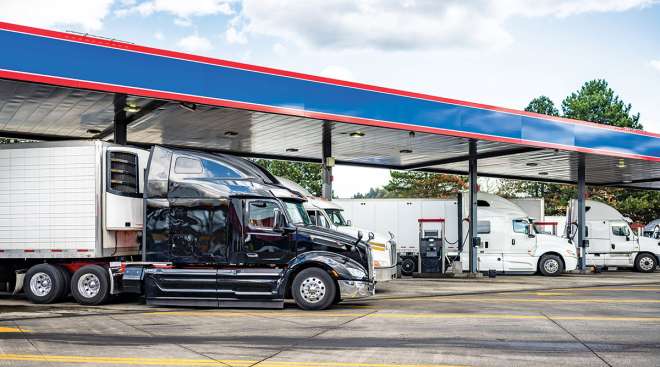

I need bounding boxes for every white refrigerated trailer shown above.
[0,141,148,303]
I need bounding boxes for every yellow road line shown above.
[0,327,28,333]
[552,287,660,292]
[522,292,576,296]
[0,354,466,367]
[390,297,660,304]
[145,311,660,322]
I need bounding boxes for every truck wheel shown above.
[54,265,71,300]
[292,268,336,310]
[401,257,416,276]
[634,253,657,273]
[539,254,564,276]
[23,264,64,304]
[71,265,110,305]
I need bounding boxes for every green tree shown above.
[524,95,559,116]
[561,79,642,129]
[383,171,467,198]
[253,159,322,196]
[353,187,390,199]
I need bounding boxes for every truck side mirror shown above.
[368,232,375,241]
[347,220,352,226]
[272,208,281,229]
[357,230,364,241]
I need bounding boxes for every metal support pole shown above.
[577,153,587,272]
[113,94,128,145]
[321,121,333,200]
[456,192,463,253]
[468,140,478,273]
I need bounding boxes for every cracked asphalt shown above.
[1,272,660,367]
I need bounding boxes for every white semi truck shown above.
[566,199,660,272]
[335,193,578,276]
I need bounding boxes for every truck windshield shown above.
[326,209,348,226]
[284,201,312,225]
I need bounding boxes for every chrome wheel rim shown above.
[300,277,326,304]
[29,272,52,297]
[639,257,655,271]
[77,273,101,299]
[544,259,559,274]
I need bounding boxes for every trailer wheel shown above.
[539,254,564,276]
[71,265,110,305]
[291,268,336,310]
[23,264,64,304]
[401,257,416,276]
[54,265,71,300]
[634,253,657,273]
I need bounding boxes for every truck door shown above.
[503,219,537,272]
[475,219,504,272]
[585,222,609,267]
[241,199,293,264]
[607,222,635,266]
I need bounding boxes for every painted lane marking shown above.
[0,354,467,367]
[387,297,660,304]
[0,327,27,333]
[144,311,660,322]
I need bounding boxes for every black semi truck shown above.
[0,142,374,310]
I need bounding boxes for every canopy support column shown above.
[113,94,128,145]
[321,121,333,200]
[468,139,478,274]
[577,153,587,272]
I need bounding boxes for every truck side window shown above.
[203,160,241,178]
[248,201,278,229]
[174,157,203,174]
[612,225,630,237]
[513,219,529,234]
[308,211,318,225]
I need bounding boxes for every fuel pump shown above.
[417,218,446,273]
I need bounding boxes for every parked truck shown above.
[277,177,398,282]
[0,141,374,310]
[566,199,660,272]
[335,193,577,276]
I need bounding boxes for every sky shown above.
[1,0,659,197]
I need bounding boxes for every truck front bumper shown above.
[374,265,398,282]
[338,280,375,299]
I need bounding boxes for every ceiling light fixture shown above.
[622,180,632,183]
[349,131,365,138]
[538,172,548,176]
[526,162,538,167]
[399,149,412,154]
[86,128,102,134]
[224,131,238,137]
[286,148,299,152]
[617,159,626,168]
[123,104,140,113]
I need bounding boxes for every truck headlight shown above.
[347,267,367,278]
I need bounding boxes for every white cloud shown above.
[225,27,247,44]
[320,66,354,81]
[176,34,213,53]
[650,59,660,72]
[272,42,286,55]
[238,0,658,51]
[173,18,193,27]
[0,0,114,31]
[119,0,233,18]
[154,31,164,40]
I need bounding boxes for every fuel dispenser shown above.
[417,218,446,274]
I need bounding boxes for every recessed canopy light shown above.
[399,149,412,154]
[179,102,197,112]
[526,162,538,167]
[622,180,632,183]
[123,104,140,113]
[224,131,238,137]
[538,172,548,176]
[349,131,365,138]
[286,148,299,152]
[617,159,626,168]
[86,129,102,134]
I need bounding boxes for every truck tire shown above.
[71,265,110,305]
[54,265,71,300]
[539,254,564,276]
[23,264,65,304]
[634,253,657,273]
[401,257,416,276]
[291,268,336,310]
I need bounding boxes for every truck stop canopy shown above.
[0,21,659,190]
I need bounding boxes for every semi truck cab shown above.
[567,200,659,272]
